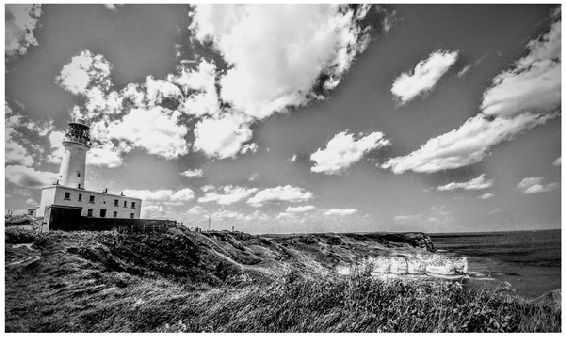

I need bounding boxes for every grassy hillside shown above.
[5,226,561,332]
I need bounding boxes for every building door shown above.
[100,209,107,218]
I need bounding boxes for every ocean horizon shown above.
[430,229,561,298]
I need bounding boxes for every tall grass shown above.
[157,266,560,333]
[5,229,561,332]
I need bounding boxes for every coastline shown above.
[430,229,561,298]
[4,226,562,332]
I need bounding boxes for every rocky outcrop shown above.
[336,253,468,278]
[339,232,436,252]
[380,232,437,252]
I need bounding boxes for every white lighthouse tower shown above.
[58,119,91,189]
[36,119,142,220]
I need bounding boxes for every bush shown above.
[33,233,54,249]
[5,227,36,243]
[5,215,34,226]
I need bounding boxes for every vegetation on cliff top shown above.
[4,226,561,332]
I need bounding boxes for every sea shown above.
[429,229,561,298]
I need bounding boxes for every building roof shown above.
[46,204,83,210]
[40,184,142,201]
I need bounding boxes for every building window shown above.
[100,209,107,218]
[131,202,136,209]
[77,171,81,177]
[78,184,82,189]
[123,201,127,208]
[130,213,134,219]
[78,193,82,201]
[64,192,70,200]
[87,209,93,217]
[89,195,95,203]
[114,199,119,207]
[113,211,117,218]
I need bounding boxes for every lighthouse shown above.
[58,119,91,189]
[36,119,142,220]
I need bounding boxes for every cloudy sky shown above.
[5,4,561,233]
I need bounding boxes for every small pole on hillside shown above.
[208,215,211,231]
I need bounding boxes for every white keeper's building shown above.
[36,120,142,219]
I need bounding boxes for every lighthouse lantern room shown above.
[59,119,91,189]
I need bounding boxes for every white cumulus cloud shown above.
[382,16,559,174]
[5,119,34,166]
[517,177,559,194]
[456,65,471,78]
[437,174,493,191]
[384,113,554,174]
[180,168,204,178]
[193,113,254,159]
[145,76,182,107]
[201,185,214,193]
[5,140,33,167]
[170,60,221,117]
[391,49,459,105]
[86,142,124,168]
[56,50,113,96]
[198,185,258,205]
[310,130,390,175]
[190,4,373,119]
[5,104,55,167]
[247,185,313,207]
[478,192,494,200]
[286,205,316,213]
[324,208,357,216]
[5,4,42,57]
[103,107,189,160]
[123,188,196,202]
[481,20,561,117]
[46,130,65,164]
[6,165,57,189]
[241,143,259,155]
[104,4,124,11]
[56,51,192,165]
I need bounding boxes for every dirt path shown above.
[6,243,42,267]
[7,255,41,266]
